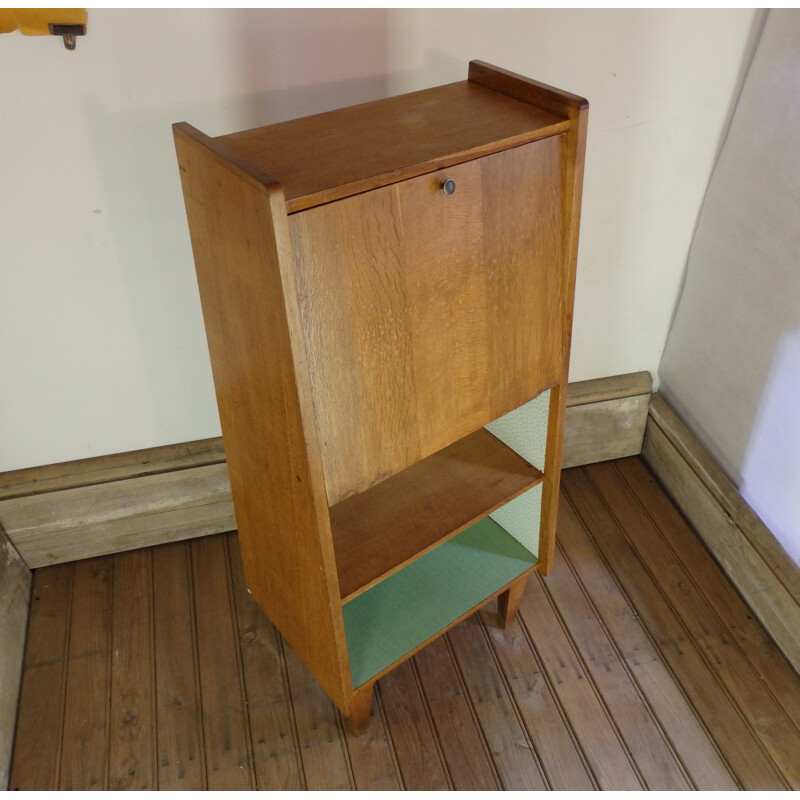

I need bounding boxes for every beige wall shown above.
[0,9,760,472]
[660,9,800,564]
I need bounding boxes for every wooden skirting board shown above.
[0,372,652,570]
[0,526,31,790]
[642,393,800,677]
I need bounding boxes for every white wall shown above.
[0,9,759,472]
[660,10,800,563]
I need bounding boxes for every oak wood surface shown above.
[291,137,563,506]
[331,428,542,601]
[174,124,351,710]
[217,80,568,213]
[496,573,527,628]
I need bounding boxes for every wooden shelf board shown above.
[342,517,538,689]
[215,80,568,212]
[330,427,542,602]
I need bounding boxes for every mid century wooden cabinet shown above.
[174,61,587,733]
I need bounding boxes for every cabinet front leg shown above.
[497,574,528,628]
[345,682,374,736]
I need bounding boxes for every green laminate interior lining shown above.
[342,517,537,688]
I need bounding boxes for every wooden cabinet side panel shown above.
[538,107,590,575]
[173,125,351,708]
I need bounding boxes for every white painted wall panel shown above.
[660,9,800,563]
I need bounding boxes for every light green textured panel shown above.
[342,517,537,688]
[485,389,550,471]
[489,482,542,557]
[485,389,549,556]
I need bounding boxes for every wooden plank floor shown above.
[10,457,800,790]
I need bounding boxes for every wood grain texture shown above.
[3,462,235,568]
[217,80,568,212]
[227,533,303,790]
[414,636,499,790]
[518,571,644,790]
[447,615,547,790]
[555,493,739,790]
[617,457,800,733]
[283,645,352,791]
[0,437,225,502]
[331,428,542,601]
[59,557,112,790]
[289,182,421,505]
[13,460,800,791]
[343,692,401,790]
[566,371,652,407]
[7,564,71,791]
[191,536,254,790]
[480,606,596,790]
[399,158,489,455]
[483,135,564,418]
[562,466,788,789]
[174,123,351,710]
[643,393,800,675]
[109,549,156,790]
[376,659,450,790]
[0,530,30,790]
[291,136,564,505]
[152,541,205,790]
[562,394,650,468]
[588,459,800,787]
[541,545,691,790]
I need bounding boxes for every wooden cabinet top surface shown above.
[216,79,570,212]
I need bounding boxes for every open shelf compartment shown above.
[342,516,538,689]
[330,427,543,602]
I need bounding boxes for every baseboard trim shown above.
[0,527,31,790]
[642,393,800,676]
[0,372,651,570]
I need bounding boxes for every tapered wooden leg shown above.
[345,682,374,735]
[497,574,528,628]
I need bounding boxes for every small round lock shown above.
[440,178,456,196]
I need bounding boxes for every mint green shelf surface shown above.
[342,517,538,688]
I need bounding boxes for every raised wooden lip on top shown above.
[215,78,571,213]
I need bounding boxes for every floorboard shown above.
[10,457,800,790]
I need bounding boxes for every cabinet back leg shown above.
[345,682,375,735]
[497,574,528,628]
